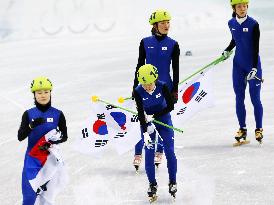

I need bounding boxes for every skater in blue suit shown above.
[17,77,68,205]
[222,0,264,144]
[134,64,177,200]
[132,9,180,169]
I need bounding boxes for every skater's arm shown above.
[133,40,146,93]
[252,23,260,68]
[134,90,148,132]
[224,38,236,52]
[50,111,68,144]
[171,42,180,94]
[18,111,31,141]
[153,85,174,119]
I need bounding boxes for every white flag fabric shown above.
[103,100,141,155]
[75,100,141,156]
[172,69,215,127]
[74,102,113,155]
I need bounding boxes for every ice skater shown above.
[132,9,180,170]
[133,64,177,202]
[18,77,68,204]
[222,0,264,146]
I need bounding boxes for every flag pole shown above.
[91,96,184,133]
[118,52,232,103]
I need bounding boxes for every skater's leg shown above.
[248,68,263,129]
[155,137,163,153]
[133,136,144,170]
[22,171,37,205]
[144,132,157,184]
[157,123,177,183]
[134,138,144,155]
[232,67,247,129]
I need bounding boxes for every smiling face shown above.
[234,3,248,18]
[34,90,51,105]
[156,20,170,35]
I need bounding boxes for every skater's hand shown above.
[247,68,257,80]
[147,124,155,135]
[143,132,152,146]
[29,117,46,129]
[222,50,231,60]
[145,114,154,123]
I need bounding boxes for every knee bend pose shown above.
[134,64,177,200]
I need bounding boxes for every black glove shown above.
[29,117,46,129]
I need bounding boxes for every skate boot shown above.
[168,182,177,199]
[255,128,263,144]
[133,155,142,172]
[233,128,250,146]
[154,152,163,168]
[147,182,158,203]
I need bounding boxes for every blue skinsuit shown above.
[22,107,61,205]
[135,35,177,155]
[135,81,177,184]
[228,16,263,128]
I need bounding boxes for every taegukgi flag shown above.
[172,69,215,126]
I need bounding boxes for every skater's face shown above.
[234,3,248,18]
[156,20,170,35]
[35,90,51,105]
[142,83,156,93]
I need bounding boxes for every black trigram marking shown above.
[82,128,89,138]
[195,90,207,102]
[114,132,127,139]
[97,113,106,120]
[95,140,108,147]
[106,104,116,110]
[177,107,187,115]
[131,115,139,122]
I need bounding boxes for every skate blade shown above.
[256,139,263,146]
[148,195,158,203]
[233,140,250,147]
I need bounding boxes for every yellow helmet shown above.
[149,9,171,25]
[137,64,158,85]
[230,0,249,6]
[30,77,52,92]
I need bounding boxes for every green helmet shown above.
[230,0,249,6]
[137,64,158,85]
[149,9,171,25]
[30,76,53,92]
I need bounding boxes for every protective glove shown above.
[222,50,231,60]
[143,132,152,146]
[29,117,46,129]
[247,68,257,80]
[45,129,62,144]
[147,124,155,135]
[145,114,154,123]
